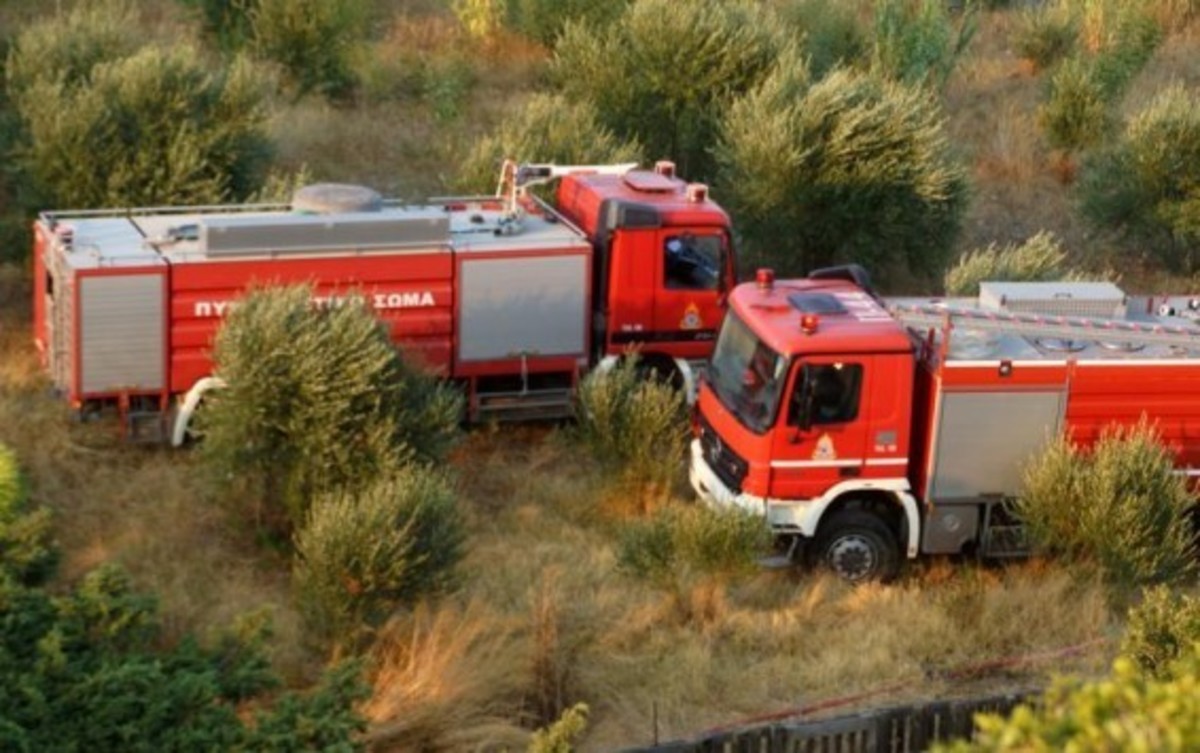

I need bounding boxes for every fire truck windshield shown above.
[707,312,788,434]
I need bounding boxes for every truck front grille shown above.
[698,414,747,493]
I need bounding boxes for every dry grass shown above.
[11,1,1200,748]
[416,429,1117,751]
[0,260,1119,750]
[363,600,531,752]
[0,264,313,679]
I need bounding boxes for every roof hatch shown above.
[623,171,678,193]
[788,293,847,315]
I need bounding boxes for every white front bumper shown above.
[689,439,767,518]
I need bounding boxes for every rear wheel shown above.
[810,510,900,583]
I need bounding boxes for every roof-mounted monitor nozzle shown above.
[496,159,639,233]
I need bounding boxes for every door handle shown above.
[839,466,861,478]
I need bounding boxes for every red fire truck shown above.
[32,161,735,443]
[690,265,1200,581]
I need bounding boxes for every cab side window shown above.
[788,363,863,426]
[663,234,721,290]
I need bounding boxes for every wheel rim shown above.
[827,534,877,582]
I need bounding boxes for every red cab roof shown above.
[555,169,730,238]
[731,278,913,357]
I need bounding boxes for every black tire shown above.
[810,510,901,583]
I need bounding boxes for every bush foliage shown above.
[778,0,867,79]
[616,505,771,581]
[248,0,366,99]
[186,0,365,98]
[553,0,782,181]
[1121,586,1200,679]
[940,649,1200,751]
[1080,86,1200,273]
[718,62,967,280]
[943,231,1078,295]
[0,444,56,587]
[453,93,642,193]
[1038,1,1162,153]
[199,285,462,531]
[1012,3,1078,71]
[0,461,367,750]
[574,355,688,488]
[870,0,976,88]
[5,3,271,209]
[1015,420,1197,597]
[294,467,465,644]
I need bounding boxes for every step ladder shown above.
[889,302,1200,350]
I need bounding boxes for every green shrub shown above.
[779,0,868,79]
[574,355,688,487]
[454,93,642,193]
[504,0,630,47]
[717,63,967,281]
[0,560,367,749]
[528,703,589,753]
[1039,57,1111,152]
[183,0,255,49]
[617,505,771,580]
[0,443,20,512]
[199,285,462,531]
[870,0,976,88]
[1080,86,1200,273]
[453,0,505,40]
[1121,586,1200,679]
[248,0,366,99]
[939,650,1200,751]
[1036,2,1162,154]
[294,467,465,644]
[943,231,1078,295]
[1015,420,1197,598]
[8,28,271,209]
[553,0,782,181]
[1012,3,1078,71]
[4,1,138,106]
[0,444,55,586]
[1085,5,1161,98]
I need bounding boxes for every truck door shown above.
[651,229,728,355]
[768,356,873,501]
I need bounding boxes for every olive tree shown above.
[717,59,968,281]
[6,3,272,209]
[1080,86,1200,273]
[552,0,782,181]
[453,93,642,194]
[198,285,462,532]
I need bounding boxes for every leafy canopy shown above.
[199,285,462,532]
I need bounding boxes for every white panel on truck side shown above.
[80,274,166,394]
[458,255,588,363]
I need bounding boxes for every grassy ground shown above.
[0,266,1117,749]
[5,1,1200,749]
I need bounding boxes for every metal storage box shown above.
[979,281,1127,319]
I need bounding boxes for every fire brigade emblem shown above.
[680,303,702,330]
[813,433,837,461]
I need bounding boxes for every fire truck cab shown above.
[691,266,1200,582]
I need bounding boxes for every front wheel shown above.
[809,510,900,583]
